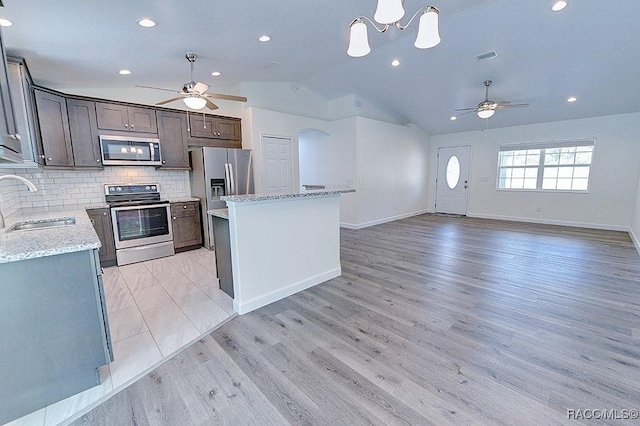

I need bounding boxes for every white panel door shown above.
[435,146,471,215]
[262,135,293,194]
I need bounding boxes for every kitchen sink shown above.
[7,217,76,232]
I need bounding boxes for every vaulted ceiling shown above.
[3,0,640,135]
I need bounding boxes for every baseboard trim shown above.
[630,227,640,256]
[467,213,629,232]
[340,209,430,230]
[234,267,341,315]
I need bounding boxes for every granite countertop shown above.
[207,208,229,219]
[0,209,101,264]
[221,185,355,203]
[167,197,200,204]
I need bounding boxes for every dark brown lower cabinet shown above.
[171,201,202,252]
[86,208,116,267]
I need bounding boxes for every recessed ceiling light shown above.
[258,35,271,42]
[552,1,567,12]
[391,59,400,67]
[566,96,577,103]
[450,116,457,121]
[119,70,132,75]
[137,18,156,28]
[211,71,221,77]
[0,18,13,27]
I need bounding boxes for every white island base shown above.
[211,188,353,314]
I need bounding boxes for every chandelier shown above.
[347,0,441,57]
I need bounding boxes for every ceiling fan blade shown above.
[136,85,180,94]
[193,82,209,94]
[155,96,185,106]
[204,93,248,102]
[454,107,479,112]
[205,98,219,110]
[495,103,529,109]
[455,110,480,117]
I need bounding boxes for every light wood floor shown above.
[71,214,640,425]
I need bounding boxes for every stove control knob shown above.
[145,186,151,190]
[116,187,122,192]
[109,187,115,192]
[151,185,157,190]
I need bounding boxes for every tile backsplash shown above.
[0,166,190,217]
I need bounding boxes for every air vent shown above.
[476,50,498,61]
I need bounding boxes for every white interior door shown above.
[262,135,293,194]
[435,146,471,215]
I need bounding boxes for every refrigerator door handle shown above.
[224,163,232,195]
[229,163,236,195]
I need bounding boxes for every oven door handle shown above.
[110,203,170,212]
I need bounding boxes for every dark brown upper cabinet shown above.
[33,89,74,167]
[0,29,22,161]
[189,114,241,141]
[96,102,158,134]
[157,110,189,169]
[67,99,102,167]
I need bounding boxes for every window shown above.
[497,140,594,191]
[446,155,461,189]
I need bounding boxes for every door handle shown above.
[224,163,232,195]
[229,163,236,195]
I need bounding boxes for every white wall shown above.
[429,112,640,231]
[631,167,640,253]
[352,117,430,228]
[298,129,330,186]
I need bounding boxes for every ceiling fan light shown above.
[477,109,495,119]
[183,96,207,110]
[374,0,405,24]
[347,20,371,58]
[414,7,440,49]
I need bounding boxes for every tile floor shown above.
[7,248,235,426]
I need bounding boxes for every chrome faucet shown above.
[0,175,39,229]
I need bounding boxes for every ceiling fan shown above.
[455,80,529,119]
[137,53,247,111]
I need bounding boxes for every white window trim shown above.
[496,139,595,193]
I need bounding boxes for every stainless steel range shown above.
[105,183,174,265]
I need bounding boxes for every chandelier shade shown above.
[374,0,405,25]
[414,7,440,49]
[347,20,371,58]
[183,96,207,110]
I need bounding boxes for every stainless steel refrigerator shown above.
[190,147,254,249]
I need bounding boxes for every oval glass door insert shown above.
[446,155,461,189]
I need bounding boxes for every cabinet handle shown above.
[183,205,187,209]
[162,160,166,164]
[8,134,16,139]
[40,155,45,159]
[124,123,128,128]
[103,212,107,216]
[172,216,177,220]
[90,219,95,225]
[15,134,21,140]
[96,159,101,163]
[131,124,134,129]
[47,157,52,161]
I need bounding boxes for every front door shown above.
[435,146,471,215]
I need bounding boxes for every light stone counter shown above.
[0,209,101,263]
[208,208,229,219]
[221,185,355,203]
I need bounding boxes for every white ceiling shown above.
[2,0,640,135]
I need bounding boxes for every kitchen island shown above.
[209,186,354,314]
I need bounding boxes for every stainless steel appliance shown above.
[100,135,162,166]
[190,147,254,249]
[105,183,174,265]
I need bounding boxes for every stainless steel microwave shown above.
[99,135,162,166]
